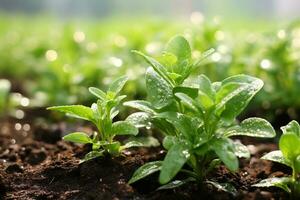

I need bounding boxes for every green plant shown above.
[126,36,275,192]
[48,76,141,162]
[253,120,300,199]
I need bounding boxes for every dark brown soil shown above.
[0,116,290,200]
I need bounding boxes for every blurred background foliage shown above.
[1,0,300,125]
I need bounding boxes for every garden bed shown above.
[0,115,289,200]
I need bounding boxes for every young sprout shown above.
[126,35,275,193]
[253,120,300,199]
[48,76,141,162]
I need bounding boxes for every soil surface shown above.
[0,114,290,200]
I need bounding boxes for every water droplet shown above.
[23,124,30,131]
[15,110,25,119]
[20,97,30,107]
[15,123,22,131]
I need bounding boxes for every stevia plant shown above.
[48,76,142,162]
[126,35,275,193]
[253,120,300,199]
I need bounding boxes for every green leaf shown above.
[206,181,237,196]
[112,121,138,136]
[261,150,290,166]
[253,177,292,193]
[215,76,263,122]
[159,142,190,184]
[88,87,106,100]
[123,100,155,114]
[175,93,198,112]
[108,76,128,95]
[156,112,197,142]
[212,138,238,171]
[233,141,250,158]
[198,74,215,100]
[105,142,121,155]
[157,177,196,190]
[192,48,215,67]
[82,150,104,163]
[47,105,94,121]
[121,141,144,149]
[165,35,191,63]
[224,117,275,138]
[132,50,173,86]
[279,133,300,162]
[162,136,178,150]
[198,91,215,110]
[125,112,151,128]
[63,132,93,144]
[281,120,300,136]
[146,67,173,109]
[173,86,198,98]
[128,161,162,184]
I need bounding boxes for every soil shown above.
[0,112,290,200]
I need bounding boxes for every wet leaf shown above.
[146,67,173,109]
[128,161,162,184]
[112,121,138,136]
[225,117,275,138]
[159,142,190,184]
[253,177,291,193]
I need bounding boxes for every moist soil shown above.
[0,114,290,200]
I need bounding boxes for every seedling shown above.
[253,120,300,199]
[126,36,275,193]
[48,76,141,162]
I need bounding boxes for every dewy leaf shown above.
[159,142,190,184]
[128,161,162,184]
[146,67,173,109]
[206,180,237,196]
[253,177,292,193]
[279,133,300,162]
[224,117,275,138]
[88,87,106,100]
[222,74,261,85]
[233,141,250,158]
[261,150,290,166]
[215,76,263,122]
[157,177,196,190]
[112,121,138,136]
[132,50,174,86]
[108,75,128,95]
[123,100,155,114]
[125,112,151,128]
[212,138,238,171]
[63,132,93,144]
[281,120,300,136]
[175,93,198,112]
[47,105,94,121]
